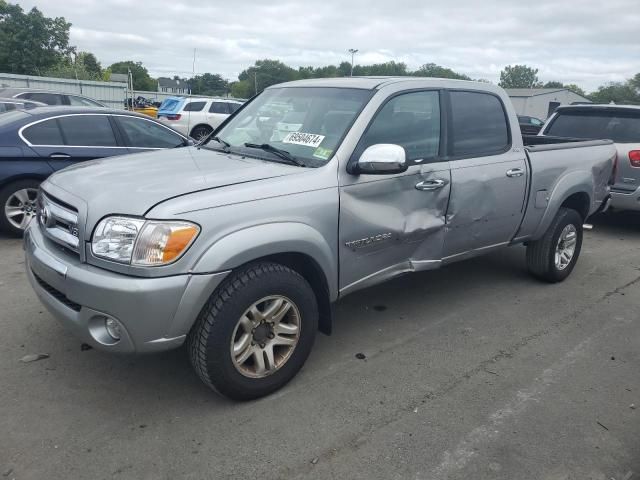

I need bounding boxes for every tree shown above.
[589,82,640,105]
[77,52,101,78]
[543,81,564,88]
[109,61,156,90]
[499,65,540,88]
[354,61,408,76]
[0,1,74,75]
[238,59,298,94]
[413,63,470,80]
[564,84,586,97]
[229,80,253,99]
[190,73,228,96]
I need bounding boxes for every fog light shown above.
[105,317,121,340]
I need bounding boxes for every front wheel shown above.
[187,262,318,400]
[526,207,583,283]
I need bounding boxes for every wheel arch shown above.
[531,169,593,240]
[0,173,48,190]
[191,223,338,335]
[189,123,213,137]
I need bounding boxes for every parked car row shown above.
[0,107,190,235]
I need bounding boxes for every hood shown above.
[44,147,302,227]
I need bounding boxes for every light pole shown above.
[254,66,261,95]
[348,48,358,76]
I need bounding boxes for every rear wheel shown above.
[190,125,213,141]
[0,180,40,236]
[187,262,318,400]
[526,207,583,283]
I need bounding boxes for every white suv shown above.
[157,97,243,139]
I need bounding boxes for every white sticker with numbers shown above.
[282,132,325,148]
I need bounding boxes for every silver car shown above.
[24,78,615,400]
[542,104,640,211]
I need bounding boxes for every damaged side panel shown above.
[443,155,528,259]
[338,163,451,295]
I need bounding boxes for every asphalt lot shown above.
[1,212,639,480]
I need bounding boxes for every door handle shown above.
[506,168,524,178]
[415,179,446,191]
[49,153,71,159]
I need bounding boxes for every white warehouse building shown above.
[505,88,591,120]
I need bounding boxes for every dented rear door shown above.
[442,90,528,258]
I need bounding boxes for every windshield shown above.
[210,87,372,166]
[546,110,640,143]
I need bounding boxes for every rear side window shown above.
[23,119,65,145]
[228,103,241,113]
[449,91,510,157]
[545,111,640,143]
[209,102,229,114]
[68,95,103,107]
[0,103,16,112]
[183,101,205,112]
[357,91,441,163]
[58,115,118,146]
[20,92,65,105]
[116,116,185,148]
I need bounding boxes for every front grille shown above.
[32,271,82,312]
[38,192,80,255]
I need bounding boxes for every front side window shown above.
[450,91,510,157]
[183,101,206,112]
[545,110,640,143]
[212,87,372,166]
[117,116,185,148]
[23,119,64,145]
[58,115,118,146]
[209,102,229,114]
[356,91,441,163]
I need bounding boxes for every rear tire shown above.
[526,207,583,283]
[0,179,40,237]
[190,125,213,141]
[187,262,318,400]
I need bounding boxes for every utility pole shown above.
[348,48,359,76]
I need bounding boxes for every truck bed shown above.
[514,136,616,243]
[523,135,613,151]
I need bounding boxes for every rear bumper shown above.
[24,221,229,353]
[611,187,640,212]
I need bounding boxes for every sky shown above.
[17,0,640,92]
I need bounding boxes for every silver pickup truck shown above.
[24,78,616,400]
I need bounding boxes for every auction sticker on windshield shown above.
[283,132,325,148]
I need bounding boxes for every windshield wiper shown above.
[243,143,305,167]
[196,130,229,149]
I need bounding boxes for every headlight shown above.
[92,216,199,266]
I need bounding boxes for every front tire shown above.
[526,207,583,283]
[187,262,318,400]
[0,179,40,236]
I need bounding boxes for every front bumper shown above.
[24,222,229,353]
[611,187,640,212]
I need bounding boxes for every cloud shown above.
[17,0,640,91]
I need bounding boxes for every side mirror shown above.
[354,144,408,175]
